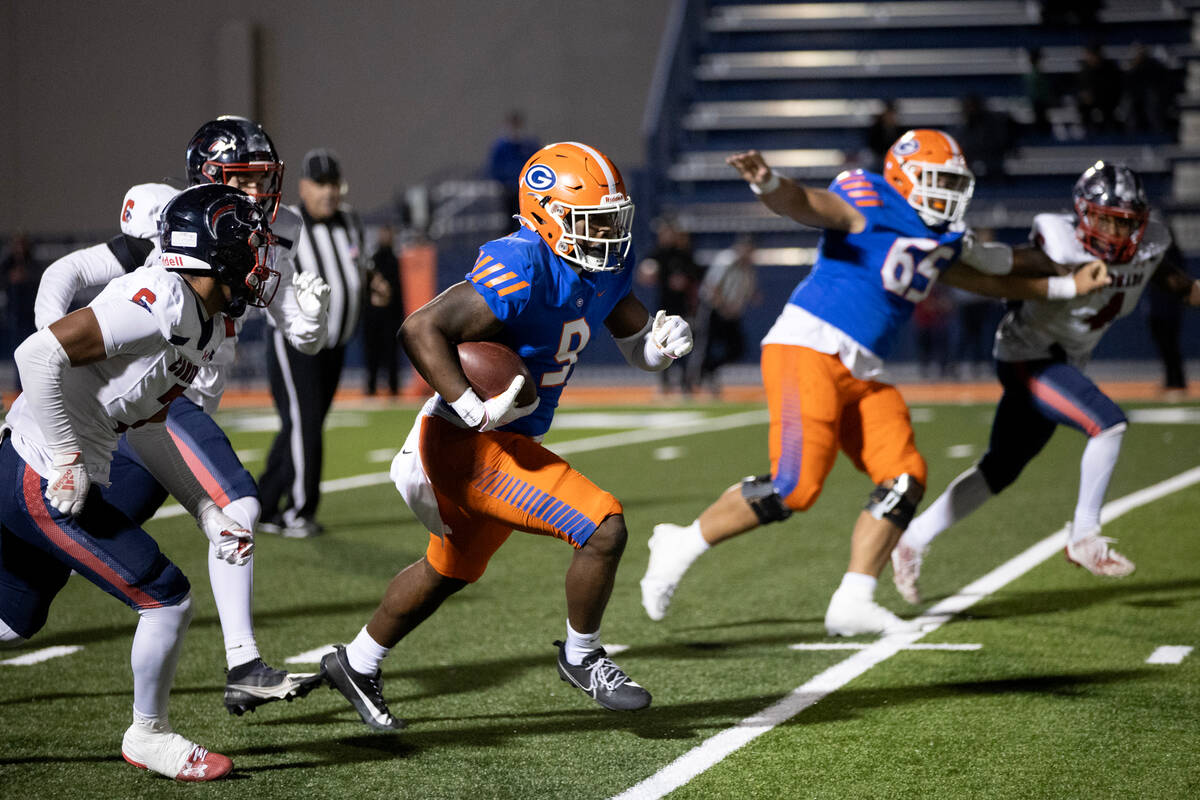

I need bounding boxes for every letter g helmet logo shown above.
[524,164,557,192]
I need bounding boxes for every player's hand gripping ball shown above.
[457,341,538,407]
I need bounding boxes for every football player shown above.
[640,131,1112,636]
[892,162,1200,602]
[0,184,271,781]
[320,141,692,729]
[32,116,330,714]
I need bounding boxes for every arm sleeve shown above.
[958,232,1014,276]
[12,329,79,453]
[122,425,211,517]
[34,244,126,330]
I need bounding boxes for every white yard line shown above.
[612,464,1200,800]
[1146,646,1193,665]
[1,645,83,666]
[789,643,981,651]
[149,409,770,521]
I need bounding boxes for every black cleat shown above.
[554,640,651,711]
[320,645,405,731]
[224,658,323,715]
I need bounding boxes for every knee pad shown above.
[741,475,793,525]
[864,473,924,530]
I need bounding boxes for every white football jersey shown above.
[993,213,1169,366]
[6,265,227,484]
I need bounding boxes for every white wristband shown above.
[749,172,782,196]
[1046,274,1077,300]
[449,387,486,429]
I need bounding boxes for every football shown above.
[457,341,538,407]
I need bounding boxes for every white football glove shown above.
[197,503,255,566]
[294,271,331,321]
[449,376,541,433]
[650,310,693,359]
[45,450,90,516]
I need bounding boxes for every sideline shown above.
[611,465,1200,800]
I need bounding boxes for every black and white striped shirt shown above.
[289,203,367,349]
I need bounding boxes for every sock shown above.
[1072,423,1125,540]
[903,466,993,551]
[346,626,391,676]
[564,620,602,666]
[835,572,877,600]
[131,595,193,723]
[208,542,259,670]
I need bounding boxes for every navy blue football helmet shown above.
[1073,161,1149,263]
[186,116,284,222]
[159,183,279,317]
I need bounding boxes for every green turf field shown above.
[2,399,1198,799]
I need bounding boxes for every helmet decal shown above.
[893,138,921,157]
[206,136,238,156]
[524,164,557,191]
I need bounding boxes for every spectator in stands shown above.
[1076,43,1123,134]
[488,110,541,221]
[865,101,902,171]
[1039,0,1099,30]
[1124,43,1175,135]
[957,94,1016,180]
[364,225,404,396]
[1,233,42,389]
[691,235,760,396]
[638,217,703,395]
[1023,47,1056,136]
[1146,238,1188,397]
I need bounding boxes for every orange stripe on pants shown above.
[761,344,926,511]
[419,415,621,582]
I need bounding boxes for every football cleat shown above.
[320,645,405,731]
[639,523,701,621]
[224,658,324,715]
[121,722,232,782]
[554,640,651,711]
[824,590,916,637]
[891,540,927,605]
[1065,532,1135,577]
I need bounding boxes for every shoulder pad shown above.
[271,205,303,252]
[1137,218,1172,261]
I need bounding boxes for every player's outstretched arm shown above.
[727,150,865,233]
[942,260,1111,300]
[607,293,693,371]
[400,281,536,430]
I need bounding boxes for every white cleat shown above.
[1065,533,1135,577]
[824,591,916,637]
[639,523,696,621]
[891,541,927,605]
[121,722,232,782]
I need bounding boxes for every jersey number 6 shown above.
[880,237,957,303]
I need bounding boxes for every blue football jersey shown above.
[462,227,634,436]
[787,170,966,357]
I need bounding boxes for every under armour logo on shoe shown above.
[180,761,209,779]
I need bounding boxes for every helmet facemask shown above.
[1075,199,1148,263]
[213,228,280,317]
[547,198,634,272]
[200,161,285,223]
[901,160,975,226]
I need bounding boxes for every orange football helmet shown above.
[883,129,975,226]
[517,141,634,271]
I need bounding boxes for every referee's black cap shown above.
[302,148,342,184]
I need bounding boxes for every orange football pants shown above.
[418,414,622,582]
[761,344,926,511]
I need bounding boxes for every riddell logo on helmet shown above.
[161,254,187,268]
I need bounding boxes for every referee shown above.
[259,148,366,537]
